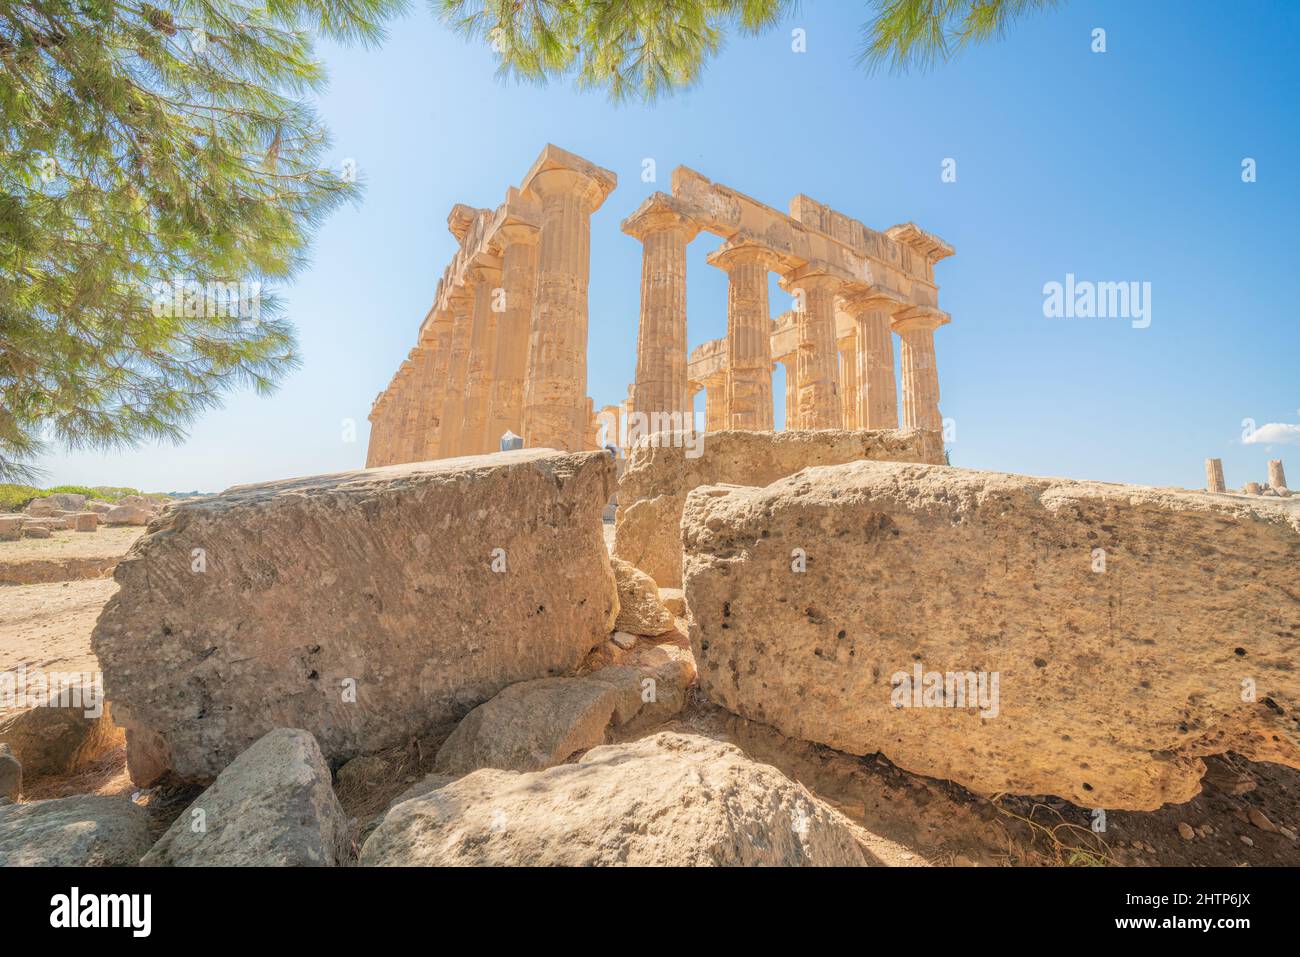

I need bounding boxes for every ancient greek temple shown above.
[366,145,954,465]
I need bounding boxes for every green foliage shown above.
[858,0,1059,73]
[0,0,407,480]
[435,0,795,102]
[0,481,144,510]
[435,0,1061,101]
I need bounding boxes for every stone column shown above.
[1268,459,1287,490]
[776,356,797,430]
[487,221,539,448]
[841,291,900,429]
[709,240,779,431]
[1205,458,1226,493]
[390,356,416,464]
[437,291,474,458]
[521,149,617,451]
[624,193,699,433]
[892,306,949,432]
[702,371,729,431]
[460,259,505,455]
[417,311,454,460]
[365,395,384,468]
[781,270,841,430]
[837,329,858,430]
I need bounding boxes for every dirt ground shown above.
[0,526,142,585]
[5,535,1298,867]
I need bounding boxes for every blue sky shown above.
[35,0,1300,492]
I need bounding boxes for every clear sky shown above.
[34,0,1300,493]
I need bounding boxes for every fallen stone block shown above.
[73,512,99,532]
[682,460,1300,812]
[433,644,694,775]
[614,428,943,588]
[0,698,121,777]
[658,587,687,617]
[103,504,151,526]
[0,795,152,866]
[142,728,348,866]
[0,516,22,541]
[93,449,619,784]
[0,744,19,801]
[363,731,865,866]
[612,558,674,635]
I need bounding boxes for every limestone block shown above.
[614,428,943,587]
[363,732,865,866]
[682,459,1300,811]
[103,504,151,526]
[141,728,348,866]
[73,512,99,532]
[0,699,121,777]
[611,558,674,635]
[0,795,152,866]
[0,516,22,541]
[92,449,619,784]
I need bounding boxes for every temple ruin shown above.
[366,145,954,465]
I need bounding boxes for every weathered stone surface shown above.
[611,558,674,635]
[682,460,1300,811]
[23,525,51,538]
[93,449,618,783]
[0,516,22,541]
[364,731,865,866]
[103,504,151,526]
[0,744,20,801]
[614,428,943,587]
[0,700,121,777]
[659,588,687,617]
[142,728,348,867]
[434,644,694,776]
[0,795,151,866]
[73,512,99,532]
[48,493,88,511]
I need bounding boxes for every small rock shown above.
[1177,822,1195,841]
[611,631,637,650]
[1247,806,1278,833]
[611,559,675,636]
[0,697,121,777]
[658,588,687,617]
[23,526,51,539]
[1240,835,1254,846]
[1278,826,1297,841]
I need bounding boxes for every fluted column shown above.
[775,356,796,430]
[389,356,416,463]
[365,394,385,467]
[437,291,474,458]
[460,260,505,455]
[416,311,454,459]
[1205,458,1226,492]
[709,240,779,431]
[838,330,858,429]
[841,291,900,429]
[702,372,729,431]
[893,306,949,432]
[521,155,617,451]
[487,223,539,447]
[623,194,699,432]
[781,270,841,429]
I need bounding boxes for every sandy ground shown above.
[0,526,143,563]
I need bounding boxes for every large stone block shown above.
[614,428,942,588]
[93,450,619,784]
[682,460,1300,811]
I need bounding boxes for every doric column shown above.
[1268,459,1287,490]
[460,258,505,455]
[837,328,858,430]
[416,310,454,459]
[774,356,796,430]
[623,193,699,432]
[708,238,780,431]
[520,148,617,451]
[702,372,729,431]
[841,290,901,429]
[437,290,474,458]
[780,270,841,430]
[487,213,540,448]
[389,356,416,463]
[365,393,384,467]
[1205,458,1226,493]
[892,305,950,432]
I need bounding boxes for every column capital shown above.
[521,144,617,211]
[891,304,951,333]
[839,283,908,316]
[778,266,841,295]
[466,254,503,285]
[706,232,793,273]
[622,192,701,243]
